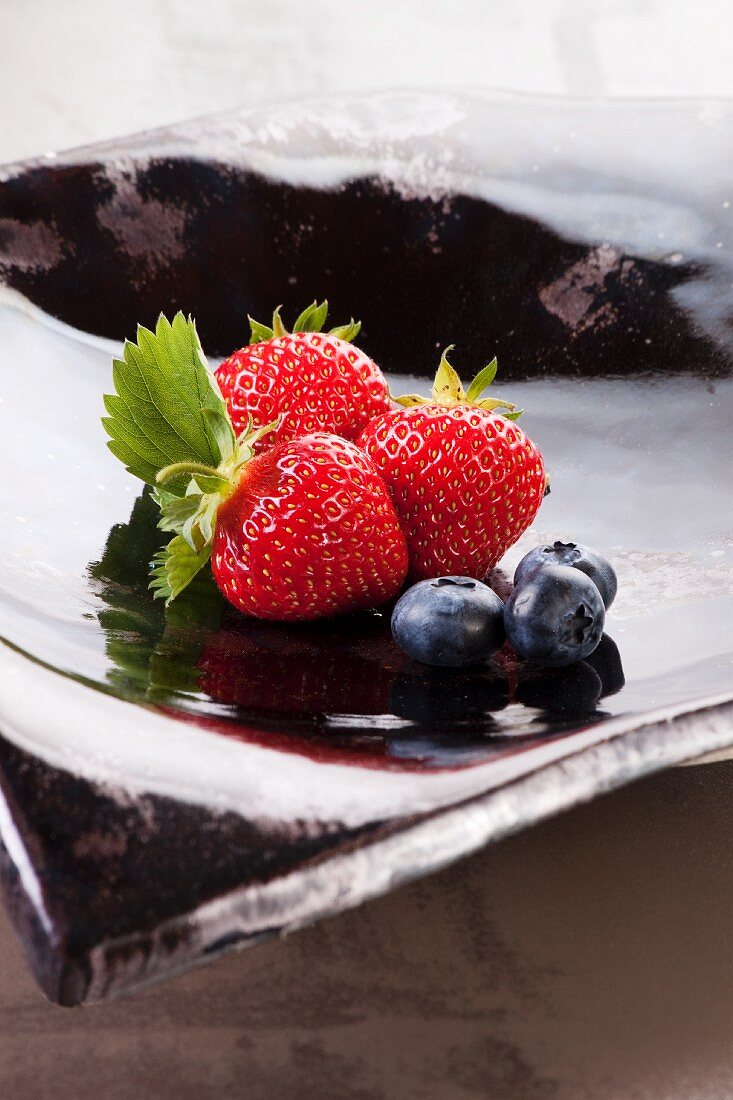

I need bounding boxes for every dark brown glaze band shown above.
[0,160,726,376]
[0,734,390,1005]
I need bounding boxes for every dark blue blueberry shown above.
[504,565,605,667]
[391,576,505,667]
[514,540,617,608]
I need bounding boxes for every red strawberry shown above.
[357,349,546,581]
[215,301,392,452]
[104,313,406,622]
[211,432,408,621]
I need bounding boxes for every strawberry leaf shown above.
[271,306,287,338]
[293,300,328,332]
[465,358,498,403]
[432,346,465,404]
[311,301,329,331]
[103,313,235,495]
[201,407,236,465]
[329,319,361,342]
[248,315,275,343]
[150,536,212,605]
[156,492,203,534]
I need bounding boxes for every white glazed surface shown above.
[1,89,733,809]
[0,275,731,812]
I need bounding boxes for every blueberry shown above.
[514,540,617,608]
[504,565,604,667]
[391,576,505,667]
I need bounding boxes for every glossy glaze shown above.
[0,91,731,1004]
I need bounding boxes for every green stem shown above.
[156,460,223,485]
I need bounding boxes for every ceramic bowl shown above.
[0,90,731,1004]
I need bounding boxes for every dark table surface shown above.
[2,757,732,1100]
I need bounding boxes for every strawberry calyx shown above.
[103,310,283,605]
[151,418,276,602]
[156,418,274,503]
[395,346,522,420]
[248,300,361,345]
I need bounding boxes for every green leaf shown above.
[465,358,498,403]
[249,316,274,343]
[236,417,279,460]
[190,472,229,494]
[150,536,212,605]
[431,346,465,404]
[248,301,362,344]
[271,306,287,338]
[394,392,428,407]
[103,313,234,493]
[148,419,277,574]
[202,406,236,464]
[156,491,203,535]
[476,397,520,414]
[292,300,326,332]
[151,485,177,511]
[184,494,220,549]
[157,482,222,554]
[308,300,329,333]
[103,393,173,472]
[105,434,161,487]
[329,319,361,342]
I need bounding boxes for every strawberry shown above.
[210,432,408,621]
[103,314,407,621]
[357,349,546,581]
[215,301,392,452]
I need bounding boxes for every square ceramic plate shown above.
[0,90,731,1005]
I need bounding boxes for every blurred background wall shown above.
[1,0,731,164]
